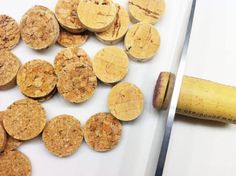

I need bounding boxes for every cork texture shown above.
[0,123,6,152]
[84,112,122,152]
[20,5,60,50]
[4,136,23,152]
[108,82,144,121]
[42,115,83,157]
[27,87,57,102]
[0,15,20,50]
[124,22,160,61]
[93,46,129,84]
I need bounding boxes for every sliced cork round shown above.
[95,4,130,44]
[108,82,144,121]
[0,150,31,176]
[93,46,129,84]
[0,123,7,152]
[0,50,21,90]
[84,112,122,152]
[77,0,117,32]
[54,47,92,75]
[124,22,160,62]
[20,5,60,50]
[3,99,46,141]
[55,0,86,33]
[4,137,22,152]
[17,59,57,99]
[128,0,165,24]
[42,115,83,157]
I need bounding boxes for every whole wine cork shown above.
[0,124,6,152]
[84,112,122,152]
[128,0,165,24]
[4,137,22,152]
[0,150,31,176]
[124,22,160,62]
[42,115,83,157]
[57,63,97,103]
[3,99,46,140]
[0,50,21,90]
[20,5,60,50]
[55,0,85,33]
[93,46,129,84]
[108,82,144,121]
[57,28,89,47]
[95,4,130,44]
[0,15,20,50]
[77,0,117,32]
[17,59,57,99]
[54,47,92,75]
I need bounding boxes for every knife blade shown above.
[155,0,197,175]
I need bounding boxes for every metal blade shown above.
[155,0,197,175]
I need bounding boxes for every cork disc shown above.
[93,46,129,84]
[128,0,165,24]
[28,87,57,103]
[0,15,20,51]
[0,124,6,152]
[77,0,117,32]
[4,137,22,152]
[3,99,46,141]
[0,150,31,176]
[124,22,160,61]
[42,115,83,157]
[54,47,92,75]
[95,4,130,44]
[17,59,57,99]
[20,5,60,50]
[55,0,85,33]
[108,82,144,121]
[84,112,122,152]
[57,63,97,103]
[0,50,21,90]
[57,28,89,47]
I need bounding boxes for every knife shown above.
[155,0,197,175]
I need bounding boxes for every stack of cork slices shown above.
[0,0,165,175]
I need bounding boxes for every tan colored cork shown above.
[42,115,83,157]
[128,0,165,24]
[54,47,92,75]
[0,15,20,50]
[93,46,129,84]
[57,28,89,47]
[124,22,160,62]
[55,0,86,33]
[20,5,60,50]
[84,112,122,152]
[95,4,130,44]
[3,99,46,141]
[17,59,57,99]
[0,123,6,152]
[108,82,144,121]
[0,111,5,122]
[0,150,31,176]
[0,50,21,90]
[57,63,97,103]
[4,137,22,152]
[77,0,117,32]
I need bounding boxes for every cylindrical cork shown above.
[153,72,236,123]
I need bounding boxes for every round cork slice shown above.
[77,0,117,32]
[0,15,20,51]
[0,124,6,152]
[4,137,22,152]
[20,5,60,50]
[108,82,144,121]
[3,99,46,141]
[55,0,86,33]
[84,112,122,152]
[17,59,57,99]
[128,0,165,24]
[93,46,129,84]
[54,47,92,75]
[42,115,83,157]
[95,4,130,44]
[57,63,97,103]
[57,28,89,47]
[0,150,31,176]
[124,22,160,62]
[0,50,21,90]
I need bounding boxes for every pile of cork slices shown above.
[0,0,165,175]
